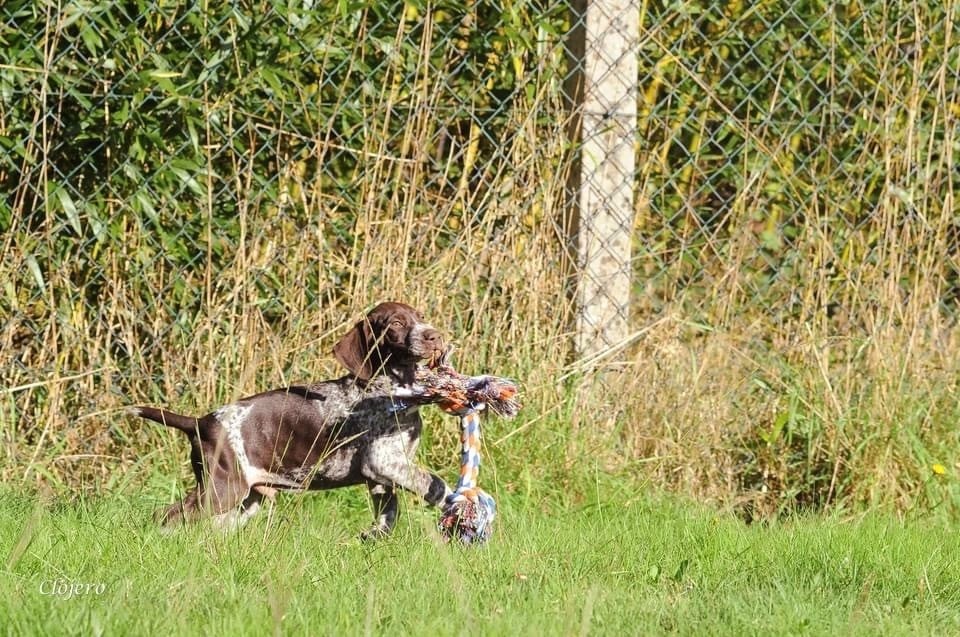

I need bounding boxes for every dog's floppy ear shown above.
[333,318,379,380]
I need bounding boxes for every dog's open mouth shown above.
[403,347,444,369]
[426,348,444,368]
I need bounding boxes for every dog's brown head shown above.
[333,301,444,382]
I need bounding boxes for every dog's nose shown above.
[422,329,443,349]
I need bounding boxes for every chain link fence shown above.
[2,1,958,486]
[633,2,959,328]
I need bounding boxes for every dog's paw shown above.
[359,524,391,542]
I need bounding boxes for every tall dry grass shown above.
[1,0,958,519]
[0,62,576,495]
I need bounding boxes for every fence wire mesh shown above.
[1,1,958,483]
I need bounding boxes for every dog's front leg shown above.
[365,462,452,506]
[399,467,451,507]
[363,435,453,508]
[360,482,398,541]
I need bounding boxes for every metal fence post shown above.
[566,0,639,358]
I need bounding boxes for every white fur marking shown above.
[216,404,255,483]
[218,406,339,489]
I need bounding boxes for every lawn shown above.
[3,483,958,635]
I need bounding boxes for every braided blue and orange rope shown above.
[437,409,496,544]
[389,354,518,545]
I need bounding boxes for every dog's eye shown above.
[391,320,404,328]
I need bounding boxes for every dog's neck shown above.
[384,361,416,386]
[352,359,417,389]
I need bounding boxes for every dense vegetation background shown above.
[2,0,958,520]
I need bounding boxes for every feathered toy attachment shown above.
[391,358,520,545]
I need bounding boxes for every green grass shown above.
[3,484,959,635]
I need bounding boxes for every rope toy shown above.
[437,409,496,544]
[390,352,520,544]
[391,361,521,418]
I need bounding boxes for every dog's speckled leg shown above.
[360,482,398,540]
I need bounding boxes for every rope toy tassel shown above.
[438,410,496,545]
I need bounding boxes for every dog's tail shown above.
[128,406,201,434]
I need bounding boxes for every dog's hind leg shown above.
[200,468,254,530]
[213,488,267,530]
[158,469,250,530]
[156,489,202,528]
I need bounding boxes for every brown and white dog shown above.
[131,301,452,538]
